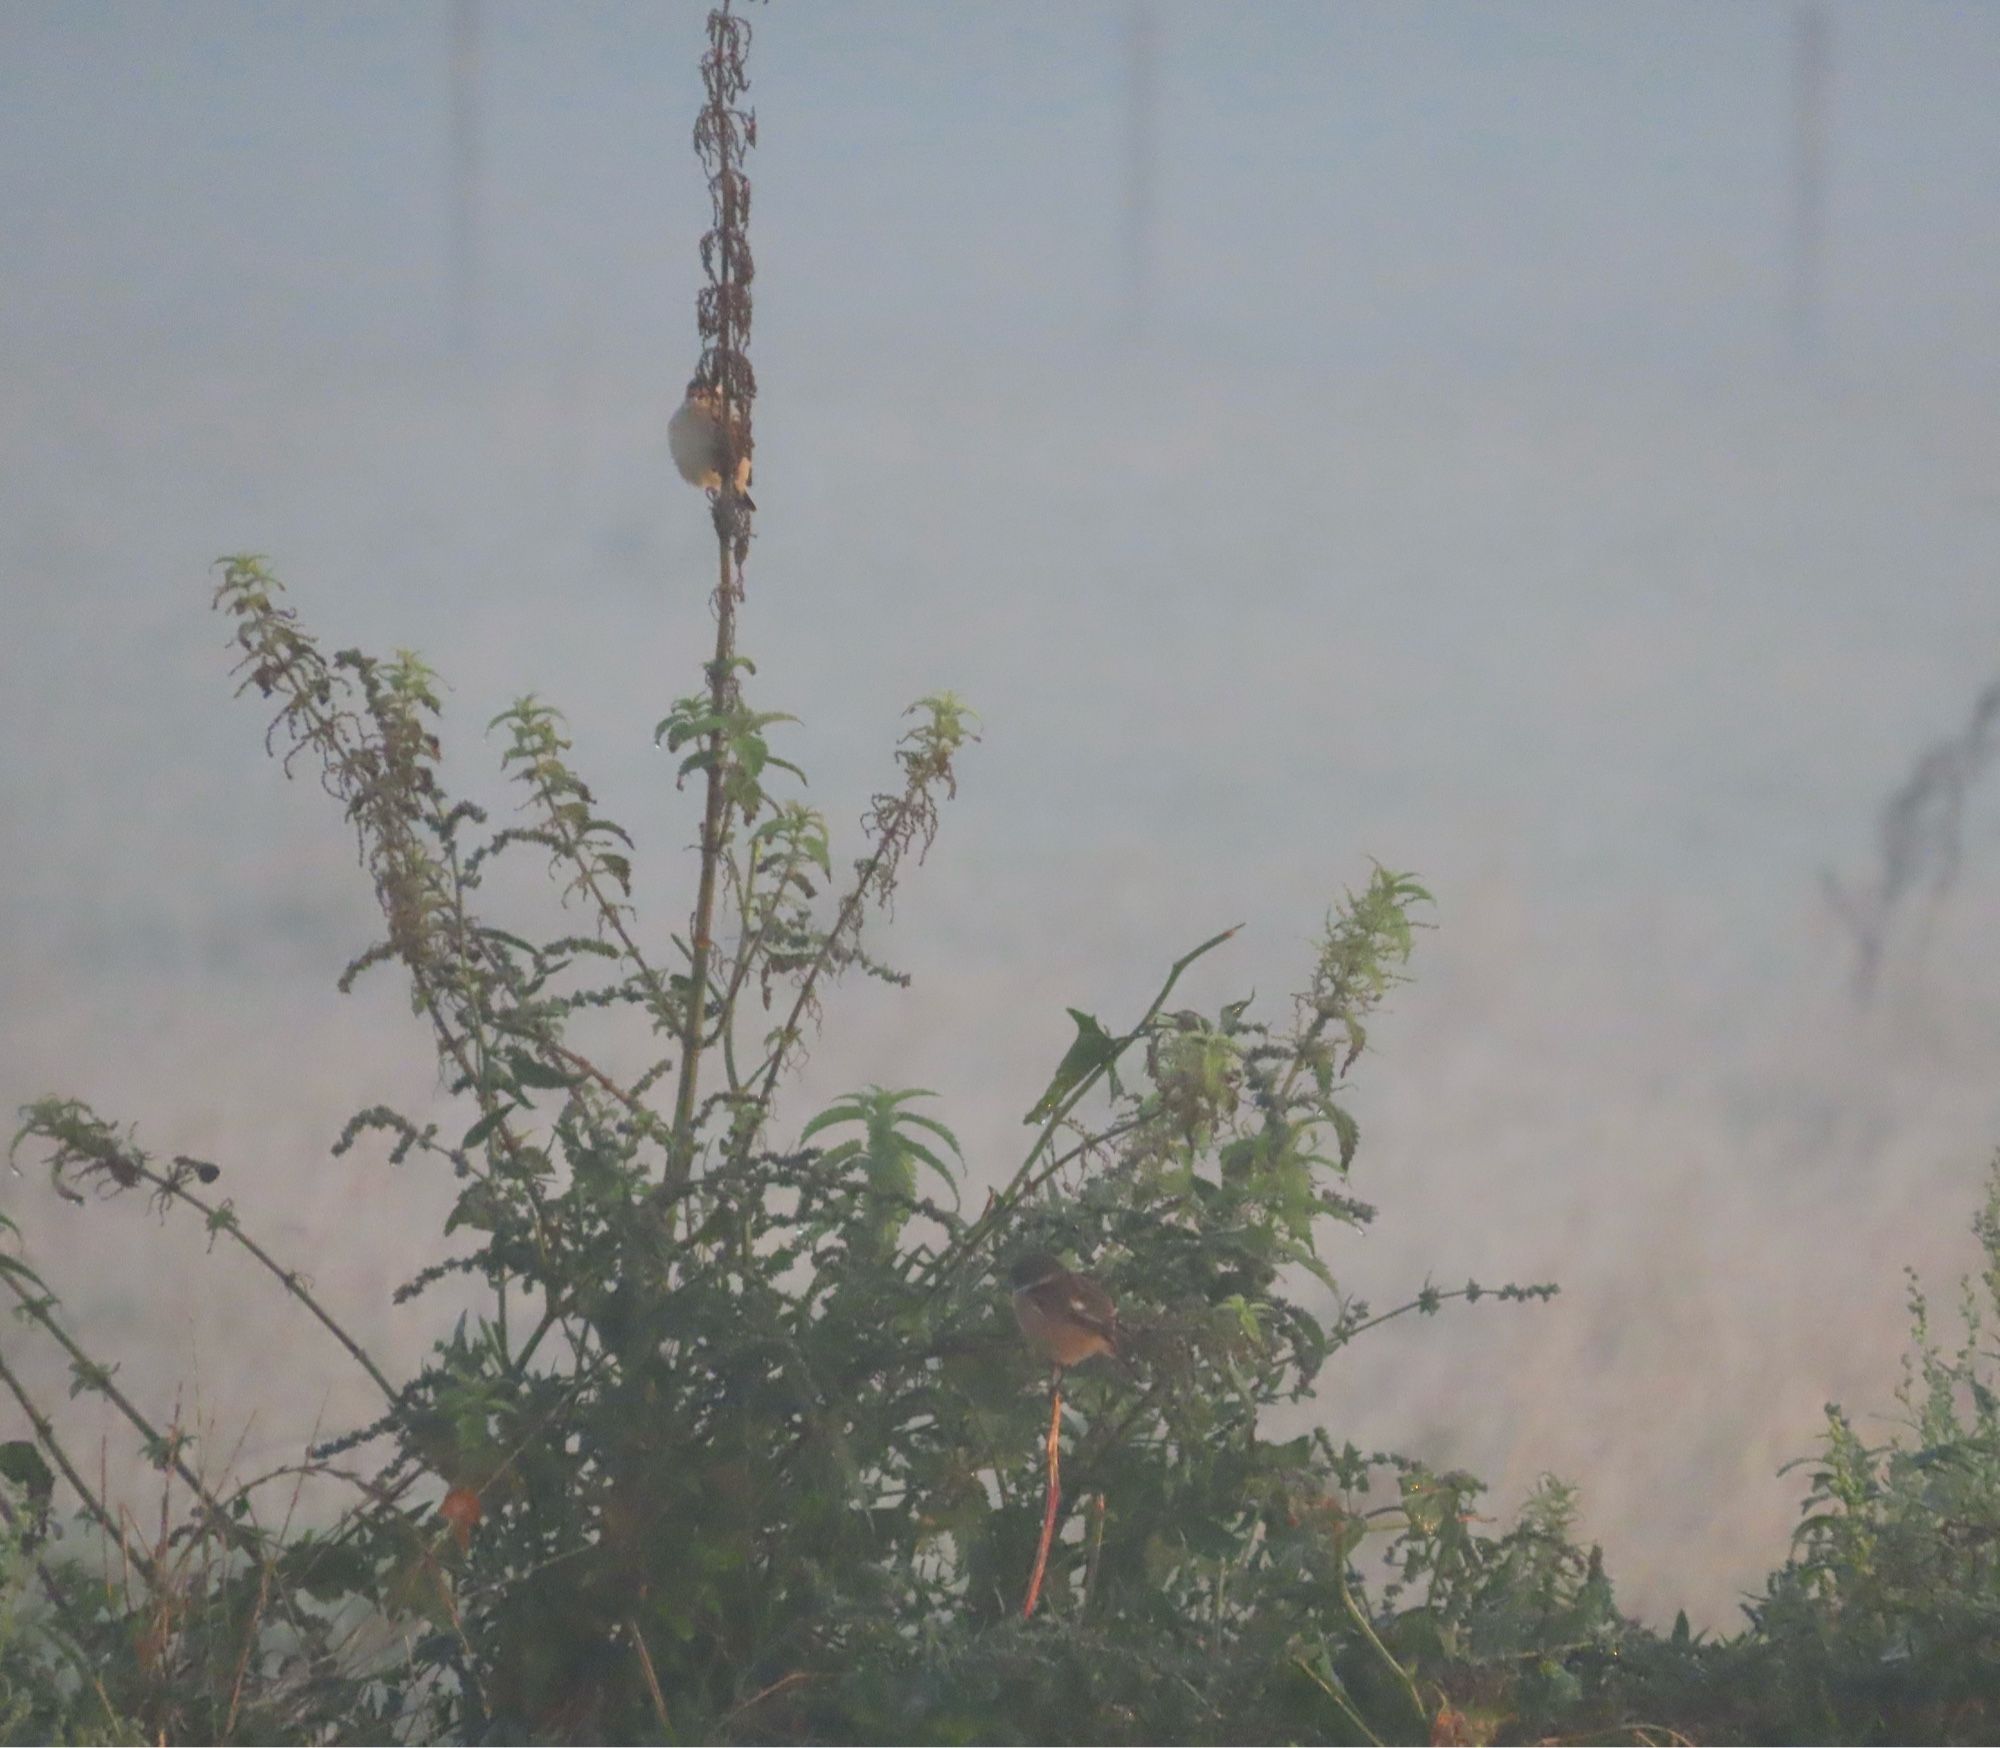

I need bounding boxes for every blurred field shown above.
[5,0,2000,1632]
[7,344,1999,1625]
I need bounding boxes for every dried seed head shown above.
[687,2,757,542]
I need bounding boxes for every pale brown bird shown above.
[1008,1250,1124,1371]
[668,380,755,506]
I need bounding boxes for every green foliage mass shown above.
[6,24,1998,1741]
[6,559,2000,1745]
[6,559,1543,1743]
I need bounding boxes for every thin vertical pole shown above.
[1787,5,1829,361]
[1122,4,1158,340]
[449,0,482,361]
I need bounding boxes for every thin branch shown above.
[548,1043,672,1140]
[628,1614,676,1741]
[924,925,1240,1288]
[144,1159,398,1404]
[510,738,682,1032]
[1334,1526,1429,1739]
[720,1670,818,1735]
[748,829,895,1111]
[1330,1281,1557,1352]
[0,1344,160,1586]
[1291,1652,1384,1747]
[3,1272,246,1549]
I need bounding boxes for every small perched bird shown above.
[668,379,755,507]
[1008,1250,1124,1371]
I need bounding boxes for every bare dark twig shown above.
[1826,675,2000,998]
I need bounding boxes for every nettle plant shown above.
[0,9,1567,1744]
[11,548,1546,1742]
[1728,1161,2000,1744]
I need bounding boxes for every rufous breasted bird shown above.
[1008,1250,1125,1371]
[668,379,755,507]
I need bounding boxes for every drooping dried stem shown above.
[16,1102,400,1406]
[671,0,758,1188]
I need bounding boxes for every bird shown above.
[668,379,755,507]
[1008,1250,1124,1372]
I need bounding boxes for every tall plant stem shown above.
[669,0,755,1189]
[671,541,737,1187]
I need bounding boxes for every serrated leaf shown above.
[1329,1103,1359,1170]
[891,1140,963,1211]
[800,1102,864,1144]
[896,1110,964,1159]
[506,1052,576,1092]
[461,1105,517,1151]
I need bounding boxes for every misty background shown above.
[4,0,1999,1628]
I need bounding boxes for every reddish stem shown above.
[1022,1376,1064,1618]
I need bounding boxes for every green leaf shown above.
[1329,1103,1360,1170]
[461,1105,518,1151]
[800,1102,864,1144]
[0,1441,54,1510]
[506,1051,576,1092]
[898,1138,955,1188]
[1024,1009,1124,1124]
[897,1109,964,1159]
[280,1536,378,1604]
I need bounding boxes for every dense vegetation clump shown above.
[4,8,1998,1743]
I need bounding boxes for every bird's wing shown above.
[1057,1275,1121,1342]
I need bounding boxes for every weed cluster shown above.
[5,8,1997,1744]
